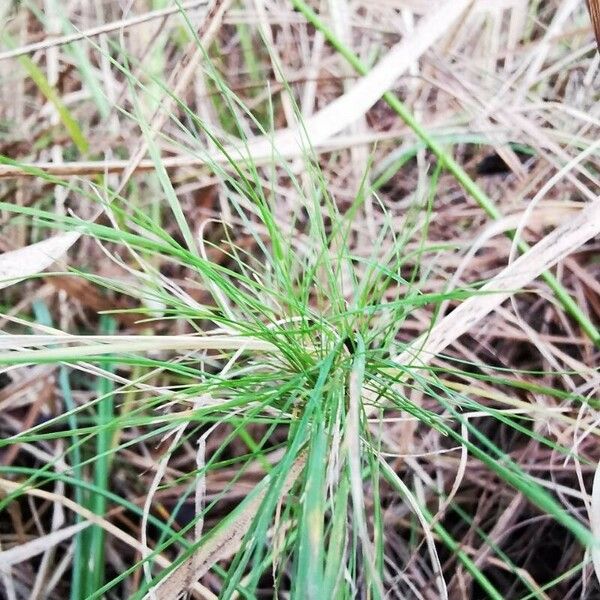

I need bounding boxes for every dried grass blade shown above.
[395,198,600,367]
[150,455,306,600]
[0,521,90,567]
[587,0,600,48]
[0,232,80,290]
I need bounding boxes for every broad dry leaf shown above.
[395,198,600,367]
[0,232,80,290]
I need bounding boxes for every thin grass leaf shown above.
[11,50,89,154]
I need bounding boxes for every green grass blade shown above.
[2,30,90,155]
[83,316,117,596]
